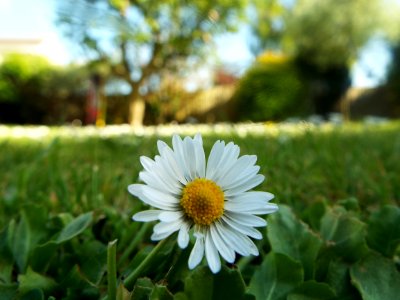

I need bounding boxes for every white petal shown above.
[132,210,161,222]
[141,185,179,207]
[226,192,277,214]
[177,222,191,249]
[151,230,173,241]
[221,215,263,240]
[220,221,259,256]
[225,211,267,227]
[140,156,156,171]
[217,155,257,188]
[157,140,169,154]
[159,211,184,222]
[221,165,260,191]
[230,191,275,203]
[173,135,191,181]
[206,141,225,179]
[183,137,196,181]
[139,171,178,195]
[210,223,235,263]
[217,222,250,256]
[188,235,205,269]
[205,230,221,273]
[225,201,278,215]
[128,183,144,198]
[194,133,206,178]
[160,146,187,185]
[246,204,279,215]
[211,143,240,182]
[153,157,182,193]
[153,219,183,234]
[128,184,178,210]
[224,174,265,197]
[225,199,266,213]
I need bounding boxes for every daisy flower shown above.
[129,134,278,273]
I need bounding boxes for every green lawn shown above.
[0,122,399,299]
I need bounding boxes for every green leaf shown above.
[78,240,107,285]
[56,212,93,243]
[337,197,360,213]
[287,281,336,300]
[0,226,14,284]
[30,212,96,274]
[248,252,304,300]
[268,205,323,279]
[320,207,369,262]
[18,267,58,295]
[19,288,44,300]
[325,259,360,300]
[21,203,48,246]
[180,265,248,300]
[301,200,327,231]
[8,212,31,272]
[59,264,100,298]
[367,205,400,257]
[350,252,400,300]
[131,278,154,300]
[0,283,18,300]
[150,284,174,300]
[30,241,58,273]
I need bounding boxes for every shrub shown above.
[233,52,310,122]
[0,53,89,124]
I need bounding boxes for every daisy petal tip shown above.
[269,203,279,212]
[178,226,190,249]
[178,239,189,249]
[209,263,221,274]
[127,184,142,196]
[188,261,197,270]
[188,256,202,270]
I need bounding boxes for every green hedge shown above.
[233,56,311,122]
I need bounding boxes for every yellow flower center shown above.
[180,178,225,226]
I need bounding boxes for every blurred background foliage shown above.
[232,52,310,121]
[0,53,90,124]
[0,0,399,125]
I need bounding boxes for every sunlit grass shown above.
[1,121,399,227]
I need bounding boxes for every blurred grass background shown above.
[1,122,399,228]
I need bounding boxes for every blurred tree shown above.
[248,0,285,54]
[56,0,247,126]
[250,0,384,116]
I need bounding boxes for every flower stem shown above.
[118,223,151,267]
[107,239,118,300]
[123,237,170,290]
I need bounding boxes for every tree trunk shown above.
[128,91,145,126]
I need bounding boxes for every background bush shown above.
[0,53,88,124]
[232,52,311,122]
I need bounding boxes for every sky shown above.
[0,0,394,88]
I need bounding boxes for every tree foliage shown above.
[251,0,384,69]
[285,0,383,68]
[56,0,247,125]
